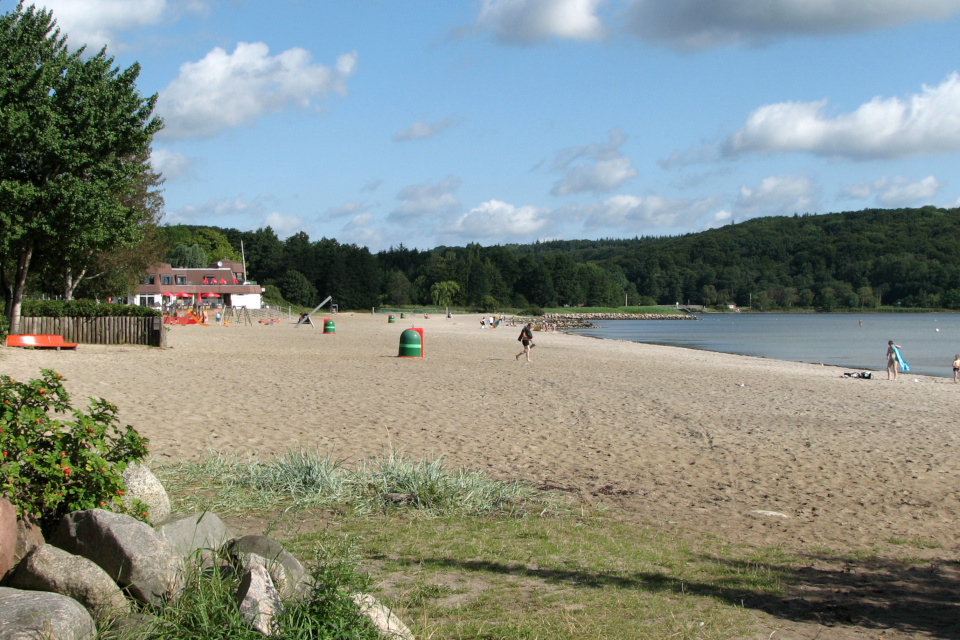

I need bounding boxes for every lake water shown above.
[570,313,960,379]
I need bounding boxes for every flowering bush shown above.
[0,369,149,532]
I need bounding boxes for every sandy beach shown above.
[3,312,959,553]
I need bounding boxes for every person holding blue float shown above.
[886,340,909,380]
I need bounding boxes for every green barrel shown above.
[388,315,396,323]
[400,312,406,318]
[323,319,335,334]
[398,329,422,357]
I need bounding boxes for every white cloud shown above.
[389,176,461,221]
[441,200,551,241]
[735,175,816,217]
[623,0,960,50]
[477,0,604,44]
[338,213,384,248]
[162,196,262,225]
[263,212,310,239]
[157,43,357,138]
[326,202,367,218]
[551,130,637,195]
[843,175,942,206]
[393,118,460,142]
[37,0,173,50]
[581,194,719,230]
[149,148,192,180]
[723,73,960,160]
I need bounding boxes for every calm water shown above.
[571,313,960,378]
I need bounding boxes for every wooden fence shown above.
[15,316,165,347]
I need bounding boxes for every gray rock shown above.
[13,516,44,567]
[0,586,96,640]
[236,564,283,636]
[7,544,130,622]
[353,592,415,640]
[121,462,171,524]
[225,535,307,599]
[155,511,234,559]
[53,508,184,606]
[0,498,15,581]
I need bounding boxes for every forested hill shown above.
[159,206,960,311]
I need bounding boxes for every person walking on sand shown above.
[887,341,903,380]
[953,354,960,383]
[516,323,535,362]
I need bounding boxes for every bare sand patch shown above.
[3,312,958,554]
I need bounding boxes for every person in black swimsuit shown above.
[516,323,535,362]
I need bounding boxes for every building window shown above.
[161,275,172,285]
[176,275,186,285]
[144,276,155,285]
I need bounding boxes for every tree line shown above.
[156,206,960,312]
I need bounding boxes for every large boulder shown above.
[236,564,284,636]
[13,516,44,568]
[53,509,183,606]
[0,498,15,581]
[7,544,130,622]
[121,462,171,524]
[224,535,308,599]
[0,586,96,640]
[155,511,234,558]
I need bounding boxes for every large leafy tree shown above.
[0,3,161,332]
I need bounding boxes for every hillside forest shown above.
[140,207,960,313]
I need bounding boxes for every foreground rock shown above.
[53,509,184,606]
[0,586,95,640]
[121,462,171,524]
[156,511,234,558]
[7,544,130,622]
[236,564,284,636]
[225,535,309,599]
[354,593,415,640]
[0,498,15,580]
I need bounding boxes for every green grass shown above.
[157,450,796,640]
[282,514,788,640]
[101,544,382,640]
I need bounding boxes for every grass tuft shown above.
[158,447,541,518]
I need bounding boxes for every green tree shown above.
[195,228,240,263]
[167,244,208,268]
[279,269,317,307]
[430,281,460,307]
[0,4,161,332]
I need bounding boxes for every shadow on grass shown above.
[409,555,960,639]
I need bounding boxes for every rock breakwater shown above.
[542,312,698,329]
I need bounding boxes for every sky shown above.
[21,0,960,251]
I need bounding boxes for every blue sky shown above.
[26,0,960,250]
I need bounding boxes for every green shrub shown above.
[19,300,160,318]
[0,369,149,532]
[523,306,543,316]
[0,314,8,341]
[478,295,499,312]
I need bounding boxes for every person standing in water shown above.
[953,354,960,383]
